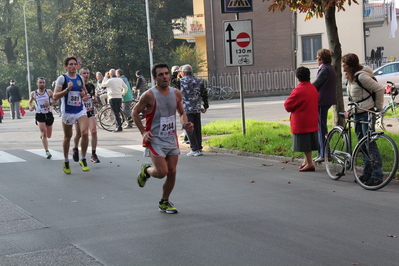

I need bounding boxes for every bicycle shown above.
[206,83,234,101]
[324,102,398,190]
[376,81,399,131]
[98,101,144,132]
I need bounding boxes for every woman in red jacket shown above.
[284,67,319,172]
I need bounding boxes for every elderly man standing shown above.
[101,69,127,132]
[6,80,22,119]
[179,64,209,156]
[116,69,134,129]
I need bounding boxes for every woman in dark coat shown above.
[312,49,337,163]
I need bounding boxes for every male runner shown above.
[72,67,100,164]
[53,56,90,174]
[28,77,55,159]
[132,63,194,214]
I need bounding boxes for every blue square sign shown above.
[221,0,253,13]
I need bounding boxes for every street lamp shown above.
[145,0,155,87]
[23,0,35,96]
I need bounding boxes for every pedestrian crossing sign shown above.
[221,0,253,13]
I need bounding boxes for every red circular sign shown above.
[236,32,251,48]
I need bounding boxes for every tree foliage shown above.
[265,0,359,126]
[62,0,192,81]
[0,0,192,97]
[267,0,358,20]
[169,43,205,75]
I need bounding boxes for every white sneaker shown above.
[187,150,200,156]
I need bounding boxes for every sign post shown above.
[221,0,254,135]
[223,18,253,135]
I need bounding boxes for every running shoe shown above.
[46,150,52,159]
[79,159,90,172]
[72,147,79,162]
[137,163,151,187]
[63,162,71,174]
[187,150,201,156]
[90,154,100,163]
[159,200,178,214]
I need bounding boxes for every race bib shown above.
[84,98,93,111]
[159,115,176,137]
[37,99,50,112]
[67,91,82,106]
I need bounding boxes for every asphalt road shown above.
[0,96,399,266]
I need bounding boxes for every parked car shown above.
[373,61,399,87]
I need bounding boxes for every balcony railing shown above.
[364,2,386,20]
[172,13,205,37]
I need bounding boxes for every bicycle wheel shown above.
[99,107,125,132]
[99,107,116,131]
[220,86,234,100]
[353,133,398,190]
[207,88,215,101]
[93,104,104,129]
[378,105,399,132]
[324,126,350,180]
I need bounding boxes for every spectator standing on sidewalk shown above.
[28,77,55,159]
[284,66,319,172]
[312,49,337,163]
[134,70,147,97]
[101,69,127,132]
[133,63,193,214]
[116,69,134,129]
[95,72,107,106]
[72,67,100,164]
[6,80,22,119]
[0,89,4,123]
[170,65,180,89]
[179,64,209,156]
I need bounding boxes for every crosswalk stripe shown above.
[119,145,145,152]
[26,149,64,160]
[96,147,132,158]
[0,146,137,164]
[0,151,26,163]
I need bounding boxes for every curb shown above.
[205,145,310,166]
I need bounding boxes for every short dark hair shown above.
[116,69,123,76]
[151,63,169,78]
[64,56,78,66]
[295,66,310,82]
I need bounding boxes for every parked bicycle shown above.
[376,81,399,131]
[206,83,234,101]
[97,100,144,132]
[324,102,398,190]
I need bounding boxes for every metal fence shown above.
[200,69,297,98]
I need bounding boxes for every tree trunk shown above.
[325,6,345,127]
[2,0,17,63]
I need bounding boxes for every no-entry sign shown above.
[223,19,254,67]
[236,32,251,48]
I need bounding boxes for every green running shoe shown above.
[137,163,151,187]
[158,200,178,214]
[46,150,52,159]
[63,162,71,174]
[79,159,90,172]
